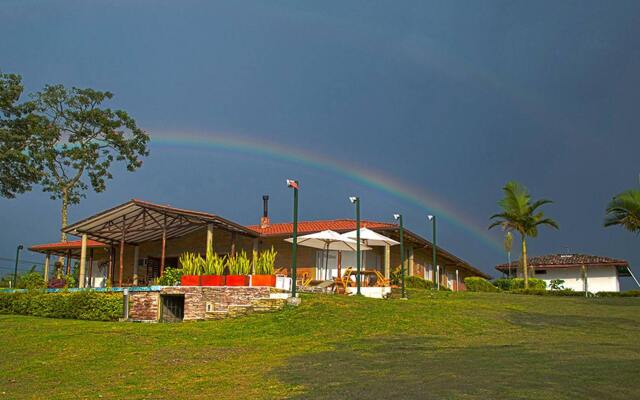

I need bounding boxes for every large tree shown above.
[0,73,150,241]
[604,189,640,235]
[0,72,45,198]
[489,181,559,288]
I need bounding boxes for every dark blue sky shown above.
[2,1,639,285]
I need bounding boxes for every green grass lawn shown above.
[1,290,639,399]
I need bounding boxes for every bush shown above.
[464,277,499,292]
[0,291,123,321]
[597,290,640,297]
[18,271,45,289]
[157,267,183,286]
[510,289,586,297]
[492,278,546,291]
[405,276,435,289]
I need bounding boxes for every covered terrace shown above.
[60,199,258,288]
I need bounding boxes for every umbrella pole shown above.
[324,242,330,281]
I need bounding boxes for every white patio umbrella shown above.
[341,227,399,270]
[285,230,371,280]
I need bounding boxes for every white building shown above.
[496,254,630,293]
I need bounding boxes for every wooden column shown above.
[65,249,72,276]
[107,246,114,285]
[119,238,125,287]
[79,234,88,288]
[160,227,166,276]
[206,223,214,253]
[133,245,140,286]
[384,244,391,279]
[88,248,94,288]
[43,252,51,284]
[408,247,414,276]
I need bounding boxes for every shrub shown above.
[157,268,183,286]
[597,290,640,298]
[549,279,565,290]
[464,277,499,292]
[226,250,251,275]
[405,276,435,289]
[202,248,226,275]
[254,247,277,275]
[0,291,123,321]
[510,289,586,297]
[492,278,546,291]
[18,271,46,289]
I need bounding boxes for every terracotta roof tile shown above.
[496,253,628,271]
[247,219,397,236]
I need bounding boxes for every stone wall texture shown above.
[129,286,289,322]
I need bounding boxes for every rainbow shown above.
[153,131,503,252]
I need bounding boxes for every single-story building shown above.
[495,253,631,292]
[29,196,489,291]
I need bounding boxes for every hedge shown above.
[0,291,123,321]
[405,276,435,289]
[510,289,586,297]
[464,277,500,292]
[493,278,546,291]
[596,291,640,298]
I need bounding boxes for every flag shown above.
[286,179,299,189]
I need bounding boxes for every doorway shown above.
[160,294,184,322]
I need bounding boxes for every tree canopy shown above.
[605,189,640,235]
[0,72,150,239]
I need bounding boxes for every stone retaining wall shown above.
[129,286,291,322]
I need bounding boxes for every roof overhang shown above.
[62,199,257,245]
[29,240,108,258]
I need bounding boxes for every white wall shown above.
[534,266,620,292]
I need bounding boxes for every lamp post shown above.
[13,244,23,289]
[287,179,299,297]
[349,196,361,295]
[428,215,438,290]
[394,214,406,299]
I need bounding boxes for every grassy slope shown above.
[1,291,639,399]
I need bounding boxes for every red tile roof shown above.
[496,253,628,271]
[247,219,397,236]
[29,240,107,253]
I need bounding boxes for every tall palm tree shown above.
[489,181,559,288]
[604,189,640,234]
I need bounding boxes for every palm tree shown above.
[604,189,640,234]
[489,181,559,288]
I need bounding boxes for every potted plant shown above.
[201,248,226,286]
[179,252,202,286]
[225,250,250,286]
[251,247,277,287]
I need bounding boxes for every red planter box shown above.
[251,274,276,287]
[225,275,249,286]
[201,275,225,286]
[181,275,201,286]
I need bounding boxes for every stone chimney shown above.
[260,195,270,228]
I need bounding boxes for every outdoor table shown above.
[345,270,378,287]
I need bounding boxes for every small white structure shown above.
[496,254,631,293]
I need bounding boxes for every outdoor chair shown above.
[374,270,390,287]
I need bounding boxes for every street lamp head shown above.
[17,244,23,250]
[393,213,401,221]
[427,215,434,221]
[286,179,299,190]
[349,196,358,204]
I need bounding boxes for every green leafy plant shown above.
[179,252,203,276]
[464,277,500,292]
[0,291,123,321]
[549,279,565,291]
[254,247,277,275]
[202,248,226,275]
[227,250,251,275]
[405,276,435,289]
[157,267,183,286]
